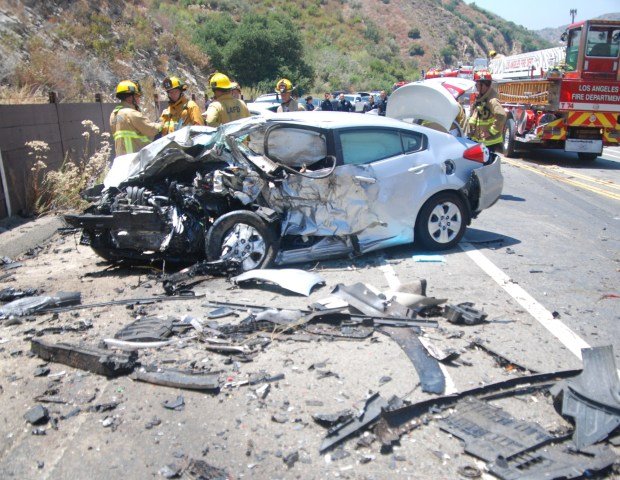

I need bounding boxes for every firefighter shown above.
[205,73,251,127]
[159,76,204,135]
[275,78,305,113]
[110,80,162,157]
[466,71,507,152]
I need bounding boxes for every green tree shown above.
[222,14,313,89]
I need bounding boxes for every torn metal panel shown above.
[552,345,620,450]
[331,283,413,318]
[275,236,355,266]
[31,338,137,377]
[381,326,445,394]
[319,393,389,453]
[0,292,81,318]
[440,397,556,462]
[0,287,38,302]
[162,259,240,295]
[489,443,618,480]
[233,269,325,296]
[130,369,220,391]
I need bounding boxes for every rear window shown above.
[339,129,425,165]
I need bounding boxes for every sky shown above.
[462,0,619,30]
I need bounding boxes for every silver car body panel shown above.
[99,112,502,265]
[232,268,325,296]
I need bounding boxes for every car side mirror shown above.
[560,31,567,42]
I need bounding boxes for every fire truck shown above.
[491,19,620,160]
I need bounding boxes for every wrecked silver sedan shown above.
[65,112,503,270]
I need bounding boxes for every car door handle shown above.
[408,164,429,174]
[354,176,376,184]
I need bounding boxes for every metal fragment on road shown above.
[551,345,620,450]
[0,291,81,318]
[130,369,220,391]
[319,393,389,453]
[31,338,137,377]
[233,269,325,296]
[380,326,445,394]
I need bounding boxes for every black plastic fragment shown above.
[24,405,49,425]
[551,345,620,450]
[31,338,137,378]
[440,397,556,462]
[114,317,175,342]
[380,326,445,394]
[443,302,487,325]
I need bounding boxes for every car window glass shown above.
[400,132,424,153]
[340,129,403,165]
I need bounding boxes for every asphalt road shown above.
[0,147,618,479]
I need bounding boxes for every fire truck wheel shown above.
[577,152,598,161]
[502,119,517,158]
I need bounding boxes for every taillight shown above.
[463,143,488,163]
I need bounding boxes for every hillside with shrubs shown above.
[0,0,552,103]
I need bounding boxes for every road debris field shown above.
[0,222,618,480]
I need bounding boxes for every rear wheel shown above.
[577,152,598,161]
[206,211,277,271]
[415,193,468,250]
[502,118,517,158]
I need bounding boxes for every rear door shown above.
[331,127,436,251]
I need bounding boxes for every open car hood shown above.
[386,79,473,131]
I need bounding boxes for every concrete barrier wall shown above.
[0,102,116,218]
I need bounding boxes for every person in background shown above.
[377,90,388,116]
[466,70,506,152]
[110,80,161,156]
[304,96,315,111]
[275,78,305,112]
[205,72,250,127]
[231,82,242,100]
[336,93,353,112]
[159,76,204,135]
[320,92,333,111]
[363,95,377,113]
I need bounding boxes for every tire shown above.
[577,152,598,161]
[415,193,468,250]
[502,118,517,158]
[206,211,278,271]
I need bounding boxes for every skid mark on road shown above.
[459,242,591,362]
[503,158,620,201]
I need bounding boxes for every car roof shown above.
[263,111,428,130]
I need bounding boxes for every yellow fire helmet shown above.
[209,73,233,91]
[489,50,497,58]
[163,76,187,92]
[275,78,292,93]
[115,80,142,98]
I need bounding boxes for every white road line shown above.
[459,242,590,361]
[379,258,459,393]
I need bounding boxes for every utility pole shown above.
[570,9,577,24]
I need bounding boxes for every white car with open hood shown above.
[66,110,502,271]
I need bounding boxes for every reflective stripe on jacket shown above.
[466,88,507,147]
[160,95,204,135]
[205,93,251,127]
[109,106,161,156]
